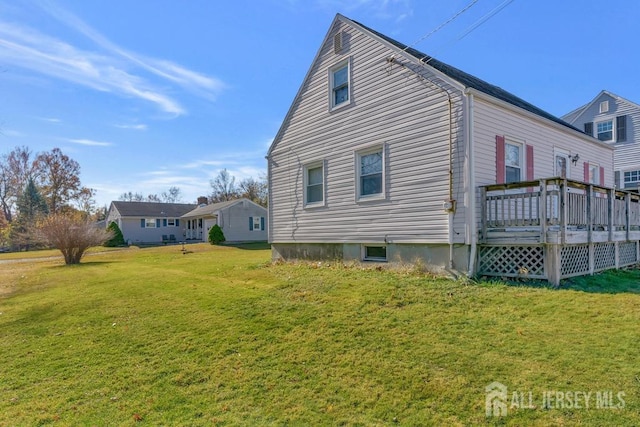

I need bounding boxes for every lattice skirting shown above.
[479,241,640,283]
[478,245,545,278]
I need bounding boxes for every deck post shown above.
[546,244,561,286]
[560,179,567,245]
[608,188,614,241]
[625,193,631,241]
[587,184,593,244]
[539,179,547,243]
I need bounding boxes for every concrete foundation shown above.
[272,242,470,274]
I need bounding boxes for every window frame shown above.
[589,162,600,185]
[599,100,609,114]
[596,119,614,142]
[252,216,262,231]
[329,58,351,111]
[355,144,385,201]
[144,218,157,228]
[303,160,325,208]
[504,140,523,183]
[362,245,387,262]
[167,218,176,226]
[553,148,571,179]
[623,170,640,189]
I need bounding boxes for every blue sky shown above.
[1,0,639,208]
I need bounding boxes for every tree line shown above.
[0,146,97,250]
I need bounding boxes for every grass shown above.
[1,243,639,425]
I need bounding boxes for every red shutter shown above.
[526,144,534,181]
[496,135,505,184]
[584,162,590,183]
[599,166,605,186]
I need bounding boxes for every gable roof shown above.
[181,198,266,219]
[110,201,196,218]
[267,14,583,158]
[347,16,581,134]
[562,90,640,125]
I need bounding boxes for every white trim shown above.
[595,118,614,142]
[329,57,352,111]
[504,138,524,183]
[354,144,386,202]
[144,218,157,228]
[588,162,600,185]
[303,160,326,208]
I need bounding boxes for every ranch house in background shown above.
[106,201,196,245]
[181,198,268,243]
[267,14,640,285]
[562,90,640,191]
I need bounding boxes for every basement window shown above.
[363,245,387,262]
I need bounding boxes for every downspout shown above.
[466,90,478,277]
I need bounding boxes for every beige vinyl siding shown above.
[270,20,467,245]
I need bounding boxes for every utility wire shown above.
[401,0,479,52]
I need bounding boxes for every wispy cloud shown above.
[114,123,147,131]
[0,2,226,116]
[1,129,26,137]
[39,117,61,123]
[68,138,112,147]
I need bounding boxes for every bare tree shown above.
[119,191,145,202]
[161,186,182,203]
[209,169,238,203]
[35,148,82,213]
[238,176,268,207]
[0,146,38,222]
[38,213,113,265]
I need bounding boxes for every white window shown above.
[596,120,613,142]
[623,170,640,189]
[356,146,384,199]
[167,218,176,226]
[589,163,600,185]
[554,148,570,179]
[145,218,156,228]
[599,100,609,113]
[363,245,387,262]
[304,162,324,206]
[330,60,350,110]
[505,142,522,183]
[253,216,261,231]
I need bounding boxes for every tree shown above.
[38,213,113,265]
[0,146,38,222]
[35,148,83,213]
[11,178,49,250]
[239,176,268,207]
[208,224,225,245]
[209,169,238,203]
[119,191,145,202]
[75,187,97,217]
[161,186,182,203]
[104,221,126,247]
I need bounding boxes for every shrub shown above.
[208,224,225,245]
[104,221,126,247]
[38,213,113,265]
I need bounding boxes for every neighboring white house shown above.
[181,198,267,243]
[267,14,616,280]
[106,201,196,244]
[562,90,640,190]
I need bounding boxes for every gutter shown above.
[465,90,477,277]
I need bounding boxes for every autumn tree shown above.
[238,176,268,207]
[0,146,38,222]
[161,186,182,203]
[209,169,238,203]
[38,213,113,265]
[36,148,85,213]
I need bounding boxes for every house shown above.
[266,14,640,285]
[181,198,267,243]
[562,90,640,190]
[106,201,196,244]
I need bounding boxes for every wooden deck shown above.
[478,178,640,284]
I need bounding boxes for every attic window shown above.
[334,32,343,54]
[329,59,351,110]
[599,101,609,114]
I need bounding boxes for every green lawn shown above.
[1,243,638,425]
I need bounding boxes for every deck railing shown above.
[480,178,640,243]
